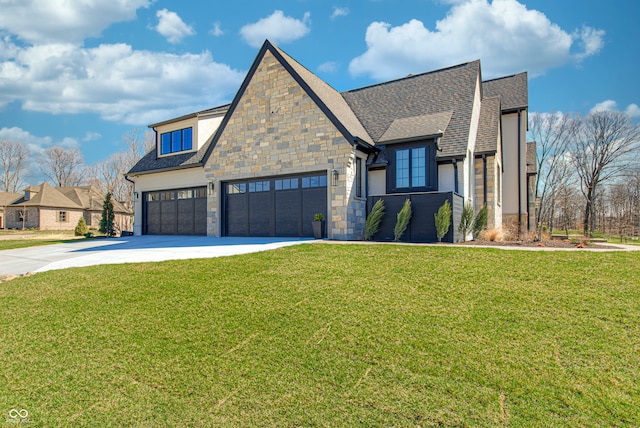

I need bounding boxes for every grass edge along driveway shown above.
[1,244,638,426]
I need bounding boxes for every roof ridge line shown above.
[344,60,480,94]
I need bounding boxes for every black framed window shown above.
[160,127,193,155]
[388,141,437,193]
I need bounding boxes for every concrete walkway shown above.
[0,236,313,276]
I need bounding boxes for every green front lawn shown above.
[1,245,638,426]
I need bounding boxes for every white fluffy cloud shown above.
[0,0,150,45]
[210,22,224,37]
[0,42,245,125]
[240,11,311,48]
[331,7,350,19]
[155,9,195,44]
[591,100,640,119]
[349,0,605,80]
[318,61,338,73]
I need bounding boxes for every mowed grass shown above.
[1,244,638,426]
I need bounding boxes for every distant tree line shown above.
[530,109,640,239]
[0,129,153,208]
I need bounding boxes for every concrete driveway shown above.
[0,236,313,276]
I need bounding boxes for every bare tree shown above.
[85,129,155,206]
[572,110,640,237]
[39,146,85,187]
[0,140,30,192]
[528,112,576,237]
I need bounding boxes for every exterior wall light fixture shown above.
[208,181,215,195]
[332,169,339,186]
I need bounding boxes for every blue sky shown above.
[0,0,638,179]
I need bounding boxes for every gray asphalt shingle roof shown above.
[128,42,528,175]
[482,72,528,111]
[342,61,481,158]
[475,96,501,154]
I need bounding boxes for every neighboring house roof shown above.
[15,182,83,209]
[482,72,528,112]
[475,96,502,154]
[526,141,537,174]
[59,186,130,213]
[9,183,131,213]
[343,61,481,158]
[0,192,22,207]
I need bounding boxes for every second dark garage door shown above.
[224,173,327,237]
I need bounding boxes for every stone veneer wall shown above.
[203,51,362,239]
[474,155,498,230]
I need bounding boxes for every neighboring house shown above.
[127,40,534,242]
[5,183,133,232]
[0,192,22,229]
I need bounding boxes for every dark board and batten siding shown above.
[368,192,463,243]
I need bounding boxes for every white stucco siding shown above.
[128,167,207,235]
[197,115,224,149]
[501,112,527,219]
[368,169,386,196]
[438,163,455,192]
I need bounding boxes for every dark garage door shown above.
[143,187,207,235]
[225,173,327,237]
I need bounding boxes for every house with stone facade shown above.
[4,182,132,232]
[126,40,535,242]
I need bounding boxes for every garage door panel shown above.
[143,187,206,236]
[275,190,300,236]
[194,197,207,235]
[226,194,248,236]
[225,173,326,238]
[301,188,327,237]
[177,199,194,235]
[249,192,272,236]
[146,201,161,235]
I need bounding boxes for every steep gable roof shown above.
[201,40,376,163]
[475,96,501,154]
[342,61,481,158]
[17,182,83,209]
[482,72,528,112]
[272,45,373,146]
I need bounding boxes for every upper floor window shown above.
[388,141,437,193]
[160,127,193,155]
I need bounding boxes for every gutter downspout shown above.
[482,154,487,206]
[517,110,522,237]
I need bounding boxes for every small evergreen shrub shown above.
[472,205,488,238]
[458,202,474,242]
[74,216,89,236]
[314,213,324,221]
[364,199,385,240]
[100,192,116,237]
[435,200,452,242]
[394,199,412,242]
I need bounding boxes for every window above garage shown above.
[160,127,193,155]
